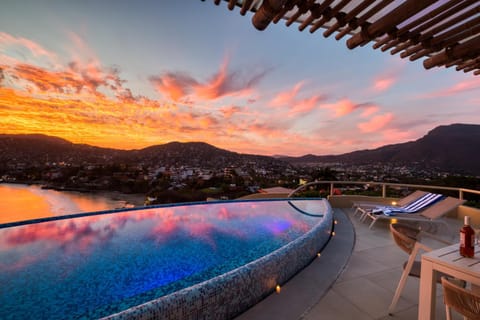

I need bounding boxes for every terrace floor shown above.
[237,206,464,320]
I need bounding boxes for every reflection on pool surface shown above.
[0,198,330,319]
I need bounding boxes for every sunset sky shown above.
[0,1,479,156]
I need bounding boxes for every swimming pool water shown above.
[0,199,328,319]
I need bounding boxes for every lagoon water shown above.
[0,183,138,224]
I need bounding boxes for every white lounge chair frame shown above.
[364,196,465,229]
[352,190,428,220]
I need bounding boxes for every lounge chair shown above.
[352,190,428,220]
[364,196,465,229]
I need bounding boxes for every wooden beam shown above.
[252,0,289,30]
[395,0,464,38]
[286,0,311,26]
[273,0,300,23]
[456,57,480,71]
[310,0,350,33]
[424,35,480,69]
[347,0,437,49]
[336,0,394,40]
[240,0,255,15]
[324,0,376,37]
[418,4,480,42]
[299,0,334,31]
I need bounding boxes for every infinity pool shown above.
[0,198,332,319]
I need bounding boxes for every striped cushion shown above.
[372,193,444,216]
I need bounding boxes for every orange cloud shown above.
[0,31,421,157]
[150,57,268,102]
[357,113,394,133]
[150,72,197,102]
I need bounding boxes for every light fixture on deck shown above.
[275,284,281,293]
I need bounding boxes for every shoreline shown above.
[0,181,147,208]
[101,190,147,207]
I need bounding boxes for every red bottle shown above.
[460,216,475,258]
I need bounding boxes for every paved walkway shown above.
[237,208,462,320]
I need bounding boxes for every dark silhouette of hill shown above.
[2,123,479,175]
[281,124,480,175]
[130,141,286,168]
[0,134,128,164]
[0,134,287,169]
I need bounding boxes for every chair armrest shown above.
[418,230,453,246]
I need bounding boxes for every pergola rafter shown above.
[203,0,480,76]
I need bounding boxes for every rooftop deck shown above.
[237,202,468,320]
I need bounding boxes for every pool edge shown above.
[103,199,334,320]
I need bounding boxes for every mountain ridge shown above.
[1,123,480,175]
[280,123,480,175]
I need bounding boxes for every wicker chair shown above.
[388,223,433,314]
[442,277,480,320]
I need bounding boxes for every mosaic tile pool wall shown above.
[104,200,333,320]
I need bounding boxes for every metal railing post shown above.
[382,184,386,198]
[330,183,334,196]
[459,189,464,200]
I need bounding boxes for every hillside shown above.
[0,134,288,170]
[0,134,128,164]
[1,123,480,175]
[282,124,480,175]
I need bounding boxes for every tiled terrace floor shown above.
[238,207,464,320]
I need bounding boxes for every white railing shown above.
[288,180,480,200]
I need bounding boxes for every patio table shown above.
[418,243,480,319]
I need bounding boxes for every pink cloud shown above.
[0,32,58,62]
[370,62,403,93]
[321,99,372,117]
[382,128,414,142]
[288,95,324,116]
[220,105,242,118]
[373,78,395,92]
[269,81,304,107]
[358,113,394,133]
[360,105,379,117]
[422,77,480,98]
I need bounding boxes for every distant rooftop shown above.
[205,0,480,76]
[259,186,294,194]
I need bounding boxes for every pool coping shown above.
[234,207,355,319]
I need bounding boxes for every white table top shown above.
[422,243,480,282]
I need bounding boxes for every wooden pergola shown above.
[204,0,480,76]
